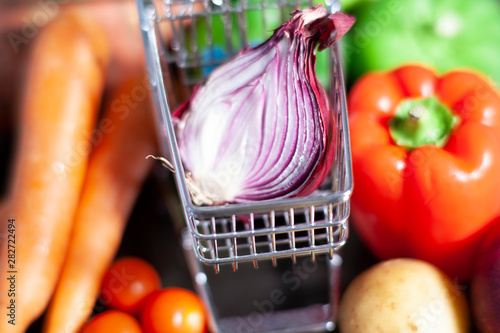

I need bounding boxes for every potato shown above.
[338,258,470,333]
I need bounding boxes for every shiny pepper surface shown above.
[348,65,500,281]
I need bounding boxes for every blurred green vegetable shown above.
[342,0,500,86]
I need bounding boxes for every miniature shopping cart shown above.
[136,0,353,331]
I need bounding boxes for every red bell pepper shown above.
[348,65,500,281]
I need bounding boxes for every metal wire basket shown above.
[137,0,352,269]
[137,0,353,331]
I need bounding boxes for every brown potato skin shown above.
[338,258,470,333]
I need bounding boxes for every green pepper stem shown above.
[388,97,456,150]
[408,105,426,122]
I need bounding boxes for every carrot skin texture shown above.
[43,76,157,333]
[0,13,109,332]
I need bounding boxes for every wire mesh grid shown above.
[138,0,353,270]
[158,0,323,67]
[191,203,349,272]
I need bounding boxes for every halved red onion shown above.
[173,5,354,205]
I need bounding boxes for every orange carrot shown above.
[43,75,158,333]
[0,12,109,333]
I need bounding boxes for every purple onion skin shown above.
[471,219,500,333]
[173,6,355,205]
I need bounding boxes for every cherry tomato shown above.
[101,257,161,315]
[81,310,144,333]
[141,287,206,333]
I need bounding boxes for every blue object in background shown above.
[201,46,228,77]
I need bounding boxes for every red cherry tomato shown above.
[141,287,207,333]
[81,310,144,333]
[101,257,161,315]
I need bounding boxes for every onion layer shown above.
[173,5,355,205]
